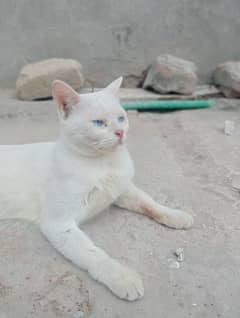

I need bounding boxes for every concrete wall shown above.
[1,0,240,88]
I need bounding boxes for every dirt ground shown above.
[0,90,240,318]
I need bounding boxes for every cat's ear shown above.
[52,80,80,118]
[104,77,123,96]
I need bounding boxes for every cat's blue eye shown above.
[118,116,125,123]
[92,120,105,127]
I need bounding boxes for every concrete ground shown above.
[0,91,240,318]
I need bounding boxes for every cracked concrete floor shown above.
[0,92,240,318]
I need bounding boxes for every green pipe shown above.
[121,99,211,110]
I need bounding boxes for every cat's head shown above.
[52,77,129,155]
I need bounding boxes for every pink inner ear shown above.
[52,80,80,116]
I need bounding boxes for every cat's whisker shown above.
[99,138,116,145]
[96,139,117,150]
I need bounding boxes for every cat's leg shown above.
[115,183,193,229]
[40,220,144,301]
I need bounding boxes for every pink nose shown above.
[115,130,124,138]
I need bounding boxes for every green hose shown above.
[121,99,211,110]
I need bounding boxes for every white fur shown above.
[0,78,193,301]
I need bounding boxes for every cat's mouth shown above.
[110,139,124,149]
[118,138,123,145]
[106,137,126,150]
[117,133,127,146]
[116,132,126,146]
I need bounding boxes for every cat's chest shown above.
[83,167,132,219]
[97,169,130,198]
[54,146,134,222]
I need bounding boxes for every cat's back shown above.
[0,142,54,220]
[0,142,50,164]
[0,142,53,174]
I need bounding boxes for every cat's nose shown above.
[115,130,124,138]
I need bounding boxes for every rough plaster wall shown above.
[0,0,240,87]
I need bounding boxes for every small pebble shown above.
[174,248,184,262]
[72,310,84,318]
[168,259,180,269]
[224,120,235,135]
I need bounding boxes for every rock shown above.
[213,62,240,98]
[224,120,235,135]
[122,75,141,88]
[143,54,198,95]
[16,58,84,100]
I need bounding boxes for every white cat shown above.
[0,77,193,301]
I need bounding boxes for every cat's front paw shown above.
[94,259,144,301]
[164,209,194,229]
[107,263,144,301]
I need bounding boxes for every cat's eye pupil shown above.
[118,116,125,123]
[93,120,105,127]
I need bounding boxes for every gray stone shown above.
[16,58,84,100]
[143,54,198,95]
[122,75,141,88]
[213,62,240,98]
